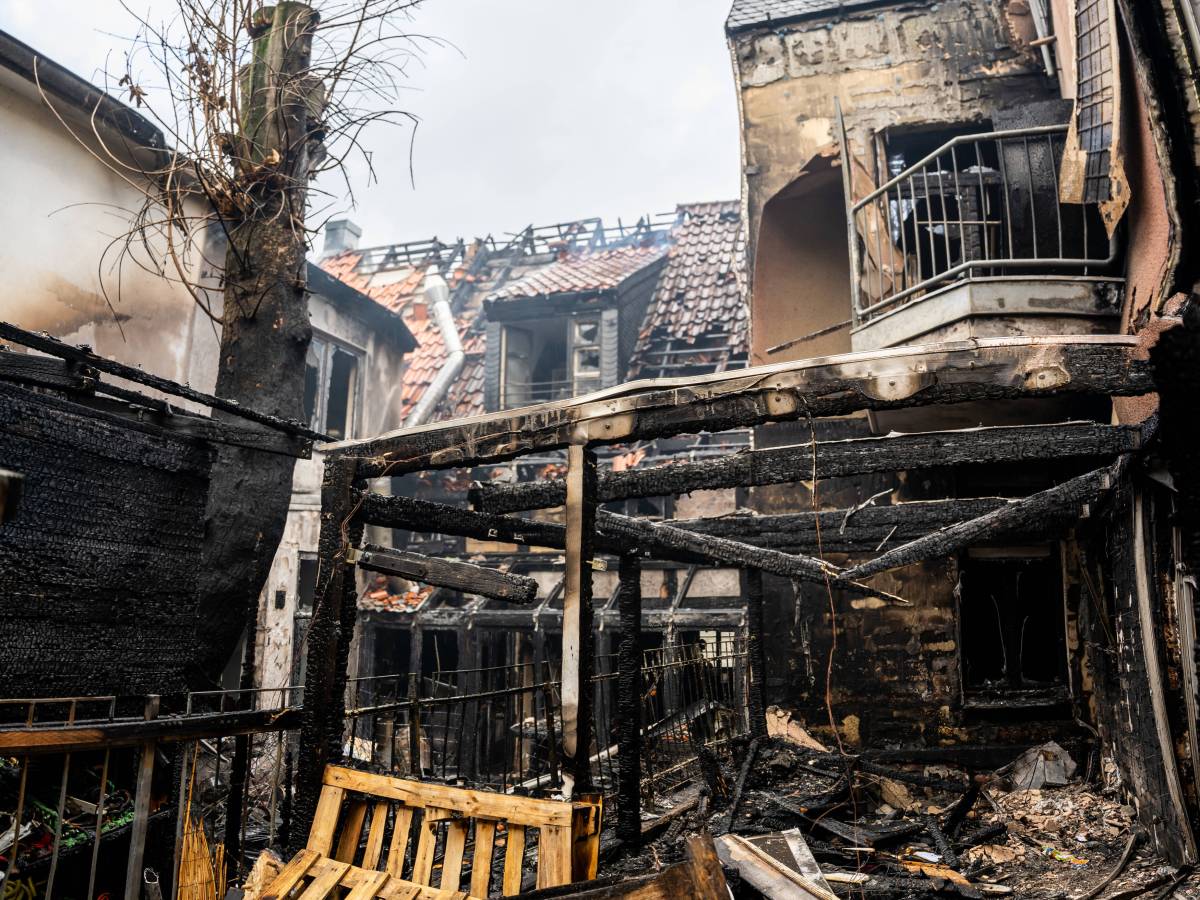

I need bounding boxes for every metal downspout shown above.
[405,266,464,427]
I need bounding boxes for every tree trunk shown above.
[192,3,318,683]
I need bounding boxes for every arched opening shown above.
[751,158,853,366]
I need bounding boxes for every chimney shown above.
[322,218,362,257]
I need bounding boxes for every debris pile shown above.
[605,734,1196,899]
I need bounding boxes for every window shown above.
[500,315,603,408]
[958,546,1068,706]
[291,554,319,685]
[304,336,361,439]
[570,317,602,396]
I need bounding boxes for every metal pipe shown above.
[405,266,464,428]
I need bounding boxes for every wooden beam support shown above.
[561,446,597,798]
[470,422,1142,514]
[745,570,767,739]
[328,337,1150,477]
[615,554,642,844]
[595,510,907,604]
[352,545,538,604]
[845,459,1127,580]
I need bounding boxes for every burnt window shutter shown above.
[600,308,620,388]
[484,319,502,412]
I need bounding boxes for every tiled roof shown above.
[726,0,893,32]
[486,245,668,303]
[394,314,488,421]
[628,201,748,377]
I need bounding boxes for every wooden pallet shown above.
[264,766,602,899]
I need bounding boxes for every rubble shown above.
[600,735,1199,899]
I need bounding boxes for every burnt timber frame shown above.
[470,421,1142,513]
[295,335,1153,846]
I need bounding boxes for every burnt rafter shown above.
[350,544,539,604]
[324,337,1151,477]
[593,510,908,603]
[470,421,1143,514]
[844,458,1128,580]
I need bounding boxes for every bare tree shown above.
[45,0,427,684]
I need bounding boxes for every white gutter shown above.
[405,265,464,427]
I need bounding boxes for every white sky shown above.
[0,0,742,249]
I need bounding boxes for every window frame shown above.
[305,332,365,440]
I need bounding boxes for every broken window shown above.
[500,315,603,408]
[957,546,1068,706]
[304,335,362,439]
[291,554,319,685]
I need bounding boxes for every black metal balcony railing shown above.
[841,124,1119,326]
[502,378,594,409]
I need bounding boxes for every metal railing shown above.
[0,687,303,900]
[843,124,1119,325]
[343,639,749,801]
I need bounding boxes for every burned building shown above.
[722,0,1200,863]
[311,204,753,693]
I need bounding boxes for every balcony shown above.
[844,125,1123,352]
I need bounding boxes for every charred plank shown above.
[332,338,1151,477]
[845,459,1126,580]
[353,544,539,604]
[472,422,1142,514]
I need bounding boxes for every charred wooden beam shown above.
[329,337,1151,477]
[0,320,325,440]
[596,510,907,603]
[562,445,597,797]
[352,544,539,604]
[746,571,768,738]
[471,422,1142,514]
[845,459,1126,580]
[616,554,643,845]
[0,468,21,524]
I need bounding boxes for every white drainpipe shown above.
[405,265,464,427]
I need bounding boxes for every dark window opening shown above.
[291,554,319,686]
[501,315,602,408]
[958,547,1068,706]
[304,336,361,439]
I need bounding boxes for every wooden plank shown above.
[845,460,1124,580]
[570,798,602,883]
[470,422,1144,513]
[502,824,526,895]
[363,801,391,869]
[536,824,573,890]
[262,849,321,900]
[307,786,347,854]
[440,818,469,891]
[297,859,352,900]
[561,446,597,799]
[324,767,576,828]
[353,545,538,604]
[470,820,497,898]
[328,337,1151,476]
[335,799,370,863]
[345,869,390,900]
[387,807,416,876]
[714,833,837,900]
[412,808,450,885]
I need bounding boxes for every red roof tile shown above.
[487,244,668,303]
[628,201,748,377]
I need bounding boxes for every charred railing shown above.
[341,640,749,801]
[843,124,1119,325]
[0,687,303,900]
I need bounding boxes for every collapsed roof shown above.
[319,202,749,424]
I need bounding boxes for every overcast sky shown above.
[0,0,742,250]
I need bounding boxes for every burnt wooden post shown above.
[292,456,358,855]
[223,588,262,879]
[616,553,643,844]
[745,569,768,738]
[561,444,597,798]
